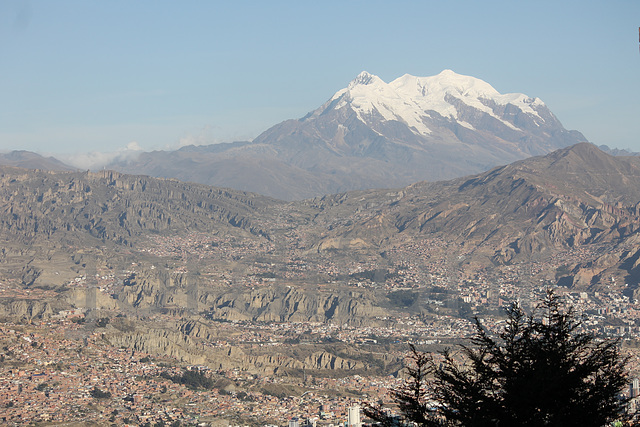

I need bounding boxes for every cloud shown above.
[61,141,144,170]
[174,125,221,149]
[125,141,143,151]
[56,122,255,170]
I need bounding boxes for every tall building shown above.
[631,377,640,398]
[348,405,361,427]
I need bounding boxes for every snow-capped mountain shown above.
[315,70,548,137]
[108,70,587,200]
[292,69,583,158]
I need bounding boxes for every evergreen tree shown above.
[366,291,630,426]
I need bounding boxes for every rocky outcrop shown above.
[0,300,53,319]
[304,351,361,370]
[117,270,204,310]
[0,166,277,246]
[66,288,119,310]
[104,320,384,376]
[105,327,206,365]
[115,269,389,326]
[208,286,385,325]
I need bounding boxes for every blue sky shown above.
[1,0,639,160]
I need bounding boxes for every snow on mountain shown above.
[314,69,547,137]
[106,70,588,200]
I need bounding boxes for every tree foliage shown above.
[160,368,215,390]
[366,291,630,426]
[90,386,112,399]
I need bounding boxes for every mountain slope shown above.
[0,167,279,244]
[109,70,587,200]
[0,150,76,171]
[0,166,282,285]
[299,143,640,290]
[5,143,639,293]
[2,143,640,310]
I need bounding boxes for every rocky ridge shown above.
[303,143,640,290]
[3,144,640,293]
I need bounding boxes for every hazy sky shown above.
[2,0,639,159]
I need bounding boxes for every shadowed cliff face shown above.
[117,269,386,326]
[209,286,385,325]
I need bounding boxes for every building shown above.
[348,405,361,427]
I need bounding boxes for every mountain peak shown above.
[348,71,384,88]
[545,142,620,172]
[438,68,457,76]
[416,70,500,98]
[0,150,76,171]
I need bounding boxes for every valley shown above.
[3,144,640,424]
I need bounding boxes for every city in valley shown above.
[3,226,640,426]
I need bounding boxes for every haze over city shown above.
[1,0,639,162]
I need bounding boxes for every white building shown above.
[348,405,361,427]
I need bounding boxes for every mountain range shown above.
[0,150,76,171]
[104,70,587,200]
[2,142,640,373]
[304,142,640,290]
[3,71,640,382]
[2,143,640,294]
